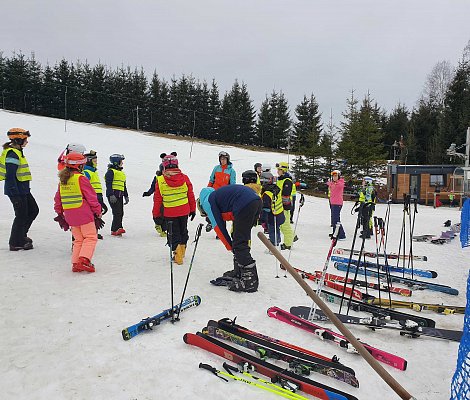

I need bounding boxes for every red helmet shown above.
[64,152,86,169]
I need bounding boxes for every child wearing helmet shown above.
[357,176,376,239]
[83,150,107,239]
[207,151,236,190]
[242,170,261,195]
[327,170,346,240]
[54,152,102,272]
[57,143,86,171]
[0,128,39,251]
[143,152,172,237]
[152,153,196,265]
[105,154,128,236]
[276,162,295,250]
[260,172,285,247]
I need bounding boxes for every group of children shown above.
[0,128,304,292]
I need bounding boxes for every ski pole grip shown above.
[223,362,239,373]
[199,363,216,374]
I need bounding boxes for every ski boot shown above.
[173,244,186,265]
[97,234,103,240]
[10,242,33,251]
[76,257,95,273]
[228,261,259,293]
[222,257,241,278]
[280,243,291,250]
[205,223,213,232]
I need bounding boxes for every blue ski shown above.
[334,263,458,295]
[331,256,437,279]
[122,295,201,340]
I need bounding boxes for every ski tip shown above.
[430,271,438,278]
[122,329,131,341]
[403,360,408,371]
[423,256,428,261]
[183,333,189,344]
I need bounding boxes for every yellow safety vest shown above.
[157,175,189,208]
[276,176,293,206]
[0,148,32,182]
[60,173,83,210]
[85,169,103,194]
[110,168,126,191]
[265,191,284,215]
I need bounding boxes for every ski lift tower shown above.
[446,127,470,197]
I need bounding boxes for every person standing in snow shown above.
[0,128,39,251]
[57,143,86,171]
[260,171,284,247]
[254,162,263,184]
[357,176,376,239]
[152,153,196,265]
[105,154,128,236]
[83,150,107,239]
[327,170,346,240]
[197,184,262,292]
[54,152,102,272]
[275,162,295,250]
[142,152,170,237]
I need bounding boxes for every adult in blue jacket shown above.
[198,184,261,292]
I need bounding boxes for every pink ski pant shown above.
[71,221,98,263]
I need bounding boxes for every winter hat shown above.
[162,153,178,169]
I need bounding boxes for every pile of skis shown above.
[413,220,461,244]
[185,318,361,400]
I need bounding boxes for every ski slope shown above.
[0,109,467,400]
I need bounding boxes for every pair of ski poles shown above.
[168,222,204,322]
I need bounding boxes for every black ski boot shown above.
[223,256,241,278]
[228,261,259,293]
[280,243,291,250]
[205,223,213,232]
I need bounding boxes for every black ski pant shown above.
[166,215,189,251]
[232,198,262,266]
[8,193,39,247]
[109,196,124,232]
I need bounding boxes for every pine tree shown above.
[206,79,221,141]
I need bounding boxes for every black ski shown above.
[294,308,462,342]
[203,319,359,387]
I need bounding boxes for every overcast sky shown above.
[2,0,470,129]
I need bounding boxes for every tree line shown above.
[1,45,469,188]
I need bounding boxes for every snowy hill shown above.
[0,109,467,400]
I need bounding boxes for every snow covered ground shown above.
[0,109,467,400]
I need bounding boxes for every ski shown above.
[184,332,359,400]
[412,235,434,242]
[122,295,201,340]
[267,307,407,371]
[301,308,462,342]
[334,262,458,296]
[331,256,437,279]
[290,265,412,297]
[314,289,436,327]
[203,320,359,387]
[334,247,427,262]
[364,298,466,314]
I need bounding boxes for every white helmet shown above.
[364,176,373,184]
[262,163,272,172]
[331,170,341,177]
[66,143,86,154]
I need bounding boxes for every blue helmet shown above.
[109,154,125,165]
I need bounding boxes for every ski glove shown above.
[109,195,118,204]
[153,216,164,226]
[124,196,129,205]
[95,216,105,230]
[142,191,152,197]
[189,211,196,221]
[54,214,69,231]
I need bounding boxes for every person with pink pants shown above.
[54,152,102,272]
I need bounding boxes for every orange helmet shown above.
[64,152,86,169]
[7,128,31,140]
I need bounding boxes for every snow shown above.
[0,109,467,400]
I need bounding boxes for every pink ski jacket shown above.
[327,178,345,206]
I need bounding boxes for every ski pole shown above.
[175,223,203,321]
[286,193,305,275]
[274,205,279,278]
[167,221,175,323]
[308,222,340,321]
[199,363,307,400]
[258,232,417,400]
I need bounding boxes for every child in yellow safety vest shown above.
[83,150,107,239]
[0,128,39,251]
[105,154,128,236]
[54,152,102,272]
[152,153,196,265]
[260,172,285,246]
